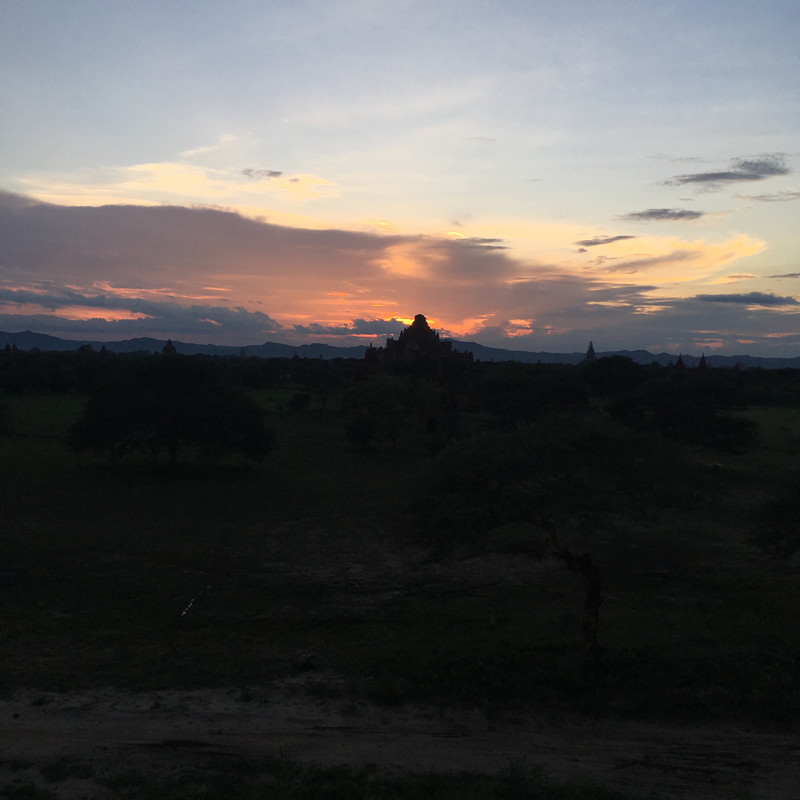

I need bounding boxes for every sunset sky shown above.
[1,0,799,355]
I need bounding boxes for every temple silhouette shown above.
[365,314,472,364]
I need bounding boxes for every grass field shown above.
[0,752,634,799]
[1,382,798,798]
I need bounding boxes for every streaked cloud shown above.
[713,273,756,284]
[663,154,790,191]
[446,237,507,250]
[574,235,636,247]
[179,134,238,158]
[620,208,705,222]
[693,292,799,307]
[292,318,408,338]
[736,190,800,203]
[13,160,339,208]
[0,283,282,338]
[242,168,284,180]
[582,235,766,284]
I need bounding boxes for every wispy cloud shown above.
[242,168,284,180]
[442,237,507,250]
[12,159,339,208]
[620,208,705,222]
[583,235,766,283]
[292,318,408,338]
[574,235,636,247]
[663,154,790,191]
[736,190,800,203]
[0,284,282,336]
[593,250,696,275]
[179,134,237,158]
[646,154,708,163]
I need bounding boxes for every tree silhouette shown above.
[411,415,698,663]
[0,398,10,436]
[68,356,273,466]
[607,370,757,450]
[342,375,408,450]
[582,355,647,397]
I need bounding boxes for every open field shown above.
[1,366,799,798]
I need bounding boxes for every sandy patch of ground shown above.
[1,679,797,799]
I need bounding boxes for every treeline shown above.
[3,346,800,451]
[3,346,799,660]
[0,344,298,394]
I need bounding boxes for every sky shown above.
[1,0,799,356]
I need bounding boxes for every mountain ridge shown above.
[2,329,799,369]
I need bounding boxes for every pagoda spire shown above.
[581,341,597,364]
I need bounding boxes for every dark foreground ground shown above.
[2,682,799,800]
[2,382,799,799]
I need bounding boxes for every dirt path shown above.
[1,683,797,799]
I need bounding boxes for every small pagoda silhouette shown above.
[580,341,597,365]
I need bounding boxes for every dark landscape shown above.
[1,316,799,799]
[3,1,798,796]
[5,328,800,369]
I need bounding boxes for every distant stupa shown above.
[581,341,597,365]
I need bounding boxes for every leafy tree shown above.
[287,391,312,412]
[342,374,436,450]
[68,356,273,466]
[751,480,800,559]
[0,397,10,436]
[607,370,757,450]
[474,363,588,429]
[582,355,647,397]
[410,415,698,661]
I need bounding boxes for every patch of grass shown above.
[98,758,637,800]
[102,769,148,793]
[0,786,58,800]
[3,393,87,440]
[1,392,799,726]
[39,757,94,783]
[0,760,31,773]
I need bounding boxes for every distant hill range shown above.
[2,329,799,369]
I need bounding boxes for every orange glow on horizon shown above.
[0,302,154,322]
[53,306,155,322]
[503,318,535,337]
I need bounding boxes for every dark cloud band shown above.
[575,235,635,247]
[663,154,790,189]
[694,292,798,307]
[620,208,704,222]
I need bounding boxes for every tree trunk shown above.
[552,546,603,664]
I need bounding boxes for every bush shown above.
[68,356,273,466]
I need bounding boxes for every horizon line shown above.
[2,328,799,364]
